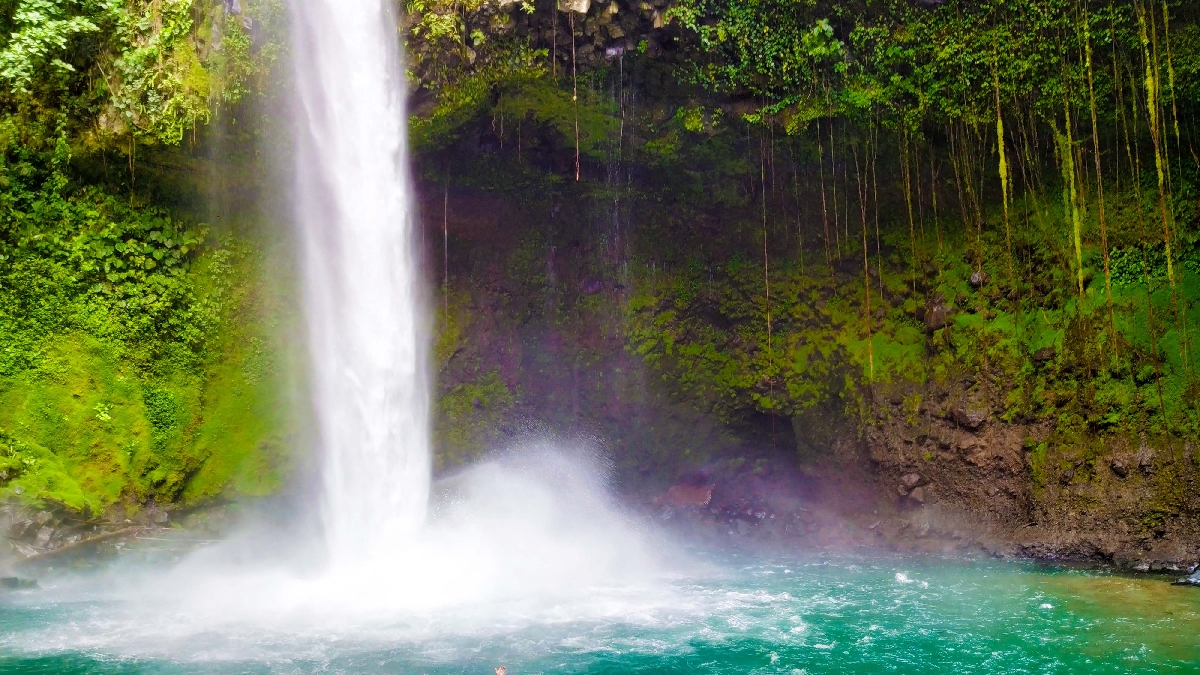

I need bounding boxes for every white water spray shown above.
[0,2,690,663]
[291,0,431,561]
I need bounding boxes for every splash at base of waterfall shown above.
[0,448,681,659]
[4,479,1199,673]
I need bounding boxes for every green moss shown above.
[1029,442,1049,490]
[182,339,285,501]
[0,170,287,512]
[434,370,516,471]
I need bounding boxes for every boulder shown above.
[1137,447,1156,475]
[1173,569,1200,586]
[557,0,590,13]
[1110,458,1129,478]
[969,270,989,288]
[6,517,32,540]
[908,487,926,503]
[924,302,947,331]
[34,526,53,548]
[658,483,714,509]
[900,472,924,489]
[952,407,987,431]
[1033,347,1056,364]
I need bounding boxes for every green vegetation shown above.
[0,0,284,514]
[0,154,286,511]
[435,370,515,469]
[413,0,1200,465]
[1,0,1199,521]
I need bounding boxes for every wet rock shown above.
[1110,458,1129,478]
[659,483,714,509]
[1060,469,1074,485]
[924,301,948,331]
[7,516,33,540]
[580,277,604,294]
[34,526,53,548]
[1174,574,1200,586]
[557,0,590,12]
[735,519,751,535]
[1137,448,1156,475]
[952,407,987,431]
[909,487,926,503]
[969,270,989,288]
[0,577,37,590]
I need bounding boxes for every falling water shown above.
[290,0,431,562]
[11,6,1198,674]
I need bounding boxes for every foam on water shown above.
[5,549,1200,671]
[0,449,691,662]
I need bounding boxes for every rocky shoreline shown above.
[0,501,237,578]
[6,431,1200,583]
[634,434,1200,578]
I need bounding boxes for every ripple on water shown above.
[3,554,1200,673]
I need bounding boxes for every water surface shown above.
[3,552,1197,674]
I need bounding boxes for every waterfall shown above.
[290,0,431,563]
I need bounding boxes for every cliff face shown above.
[862,386,1200,569]
[401,0,1200,570]
[421,161,1200,569]
[2,0,1199,571]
